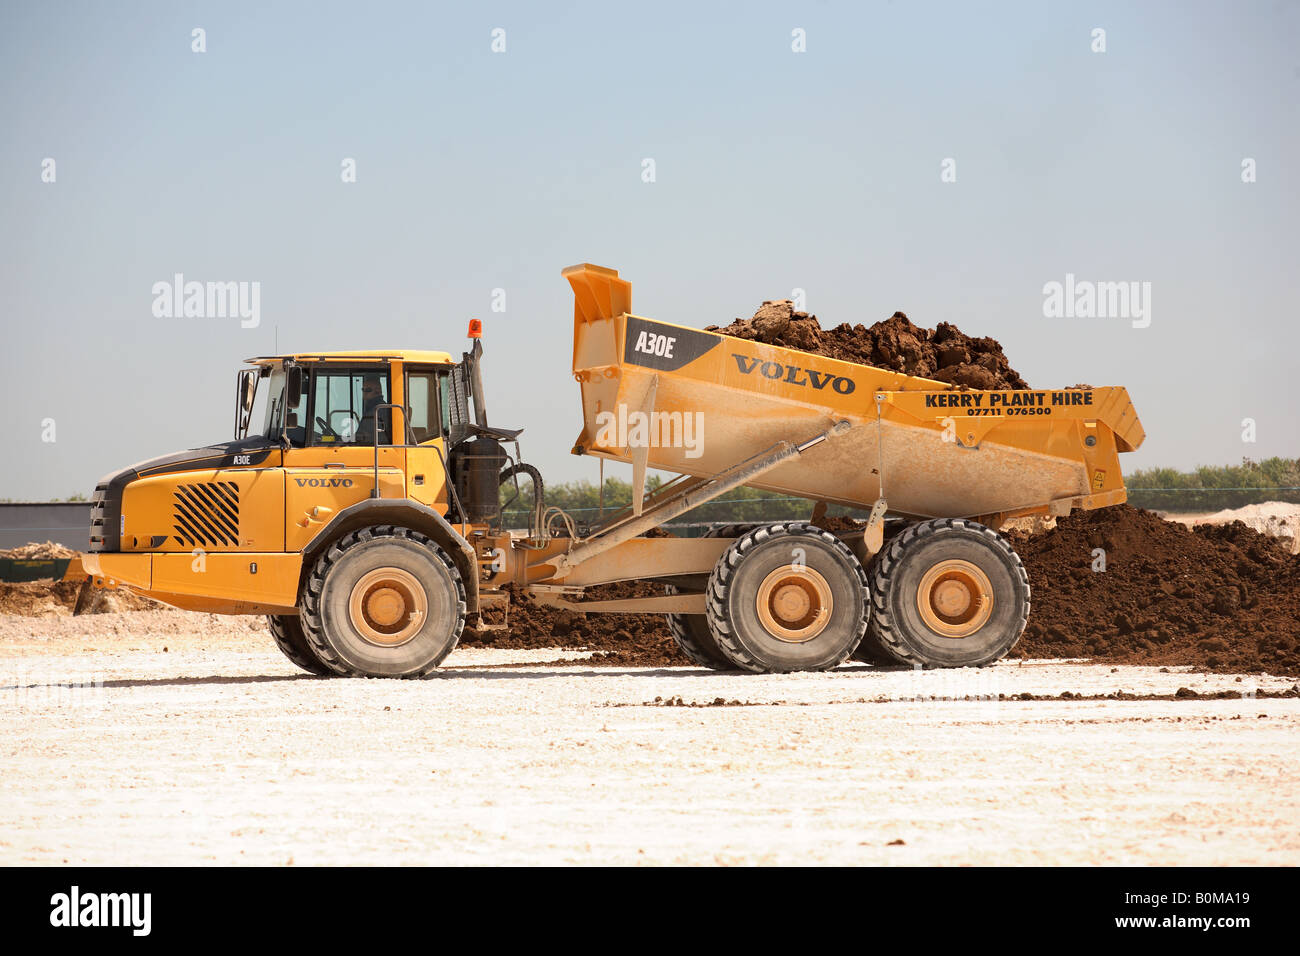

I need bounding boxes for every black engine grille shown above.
[172,481,240,548]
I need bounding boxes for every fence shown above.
[0,503,90,551]
[1125,487,1300,513]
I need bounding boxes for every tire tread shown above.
[705,521,869,674]
[866,517,1030,668]
[299,525,466,678]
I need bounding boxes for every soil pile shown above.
[0,578,163,617]
[460,581,680,667]
[707,302,1030,390]
[1010,506,1300,676]
[1166,502,1300,555]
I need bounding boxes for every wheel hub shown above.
[755,565,833,643]
[348,567,427,647]
[916,559,993,638]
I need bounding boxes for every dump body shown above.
[565,264,1144,523]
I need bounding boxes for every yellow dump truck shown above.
[80,264,1144,676]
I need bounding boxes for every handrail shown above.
[364,404,468,526]
[369,403,411,499]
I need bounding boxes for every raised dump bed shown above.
[564,263,1144,526]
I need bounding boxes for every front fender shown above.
[300,499,480,613]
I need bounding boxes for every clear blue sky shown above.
[2,0,1296,500]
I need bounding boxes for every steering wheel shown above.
[315,416,340,439]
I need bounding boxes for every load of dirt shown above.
[1009,505,1300,676]
[0,541,77,559]
[707,302,1031,390]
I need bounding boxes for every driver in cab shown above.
[354,374,391,445]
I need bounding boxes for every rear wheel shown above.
[705,522,868,673]
[867,518,1029,668]
[300,526,466,678]
[267,614,332,675]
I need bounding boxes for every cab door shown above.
[284,363,406,551]
[402,365,451,512]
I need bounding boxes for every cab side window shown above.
[308,368,391,446]
[404,367,445,444]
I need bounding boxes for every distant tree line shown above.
[1124,457,1300,512]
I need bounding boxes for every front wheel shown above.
[300,526,466,678]
[268,614,332,675]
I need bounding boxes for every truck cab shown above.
[83,348,488,619]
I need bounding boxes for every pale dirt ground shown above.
[1,611,1297,866]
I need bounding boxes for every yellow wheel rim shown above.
[916,559,994,639]
[755,565,833,643]
[348,567,427,647]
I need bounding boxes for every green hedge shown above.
[1125,458,1300,512]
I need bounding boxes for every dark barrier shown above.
[0,503,90,551]
[0,558,73,582]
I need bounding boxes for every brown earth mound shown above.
[1009,506,1300,676]
[0,579,163,616]
[707,302,1030,390]
[460,581,680,668]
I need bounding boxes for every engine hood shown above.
[95,436,280,489]
[89,437,280,553]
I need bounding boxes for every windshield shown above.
[262,368,286,437]
[260,367,309,445]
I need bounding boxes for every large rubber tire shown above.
[705,522,869,673]
[300,526,466,678]
[868,518,1029,668]
[665,584,734,669]
[852,625,908,665]
[662,525,753,670]
[268,614,333,675]
[852,523,912,664]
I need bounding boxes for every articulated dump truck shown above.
[80,264,1144,677]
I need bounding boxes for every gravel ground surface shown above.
[1,613,1297,866]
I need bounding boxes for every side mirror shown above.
[287,365,304,408]
[235,369,258,438]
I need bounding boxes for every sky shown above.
[1,0,1297,500]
